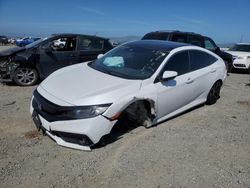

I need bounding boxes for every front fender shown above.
[103,84,157,120]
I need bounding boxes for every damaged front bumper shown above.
[0,56,18,82]
[30,98,116,151]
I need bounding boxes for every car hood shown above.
[226,51,250,57]
[38,63,142,106]
[0,46,25,57]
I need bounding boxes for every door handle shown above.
[186,78,194,84]
[210,68,216,73]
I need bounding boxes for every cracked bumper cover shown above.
[0,58,18,82]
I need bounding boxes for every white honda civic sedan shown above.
[30,40,227,151]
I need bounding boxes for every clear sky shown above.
[0,0,250,43]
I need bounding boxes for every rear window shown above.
[188,35,203,47]
[142,33,170,40]
[229,44,250,52]
[78,37,104,51]
[171,34,187,43]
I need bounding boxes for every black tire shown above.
[13,67,39,86]
[206,81,222,105]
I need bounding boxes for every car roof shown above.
[236,43,250,45]
[51,33,109,40]
[127,40,189,51]
[145,30,205,37]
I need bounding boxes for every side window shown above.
[171,34,187,43]
[78,37,104,51]
[190,50,217,71]
[142,33,170,40]
[163,51,189,75]
[204,38,217,51]
[188,35,203,47]
[45,37,76,51]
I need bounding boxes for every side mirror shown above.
[162,71,178,81]
[97,54,104,59]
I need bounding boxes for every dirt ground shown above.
[0,45,250,188]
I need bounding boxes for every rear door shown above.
[38,36,78,78]
[189,50,219,96]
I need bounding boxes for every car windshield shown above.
[89,44,168,79]
[229,44,250,52]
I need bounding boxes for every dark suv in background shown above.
[0,33,113,86]
[0,36,8,45]
[142,30,233,71]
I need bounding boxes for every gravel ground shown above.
[0,45,250,188]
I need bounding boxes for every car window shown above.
[189,50,217,71]
[78,37,104,51]
[204,38,217,51]
[171,34,187,43]
[163,51,189,75]
[229,44,250,52]
[44,37,76,51]
[188,35,203,47]
[142,33,170,40]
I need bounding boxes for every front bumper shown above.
[30,99,116,151]
[233,59,250,70]
[0,57,17,82]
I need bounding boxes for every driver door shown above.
[154,50,196,119]
[37,36,78,78]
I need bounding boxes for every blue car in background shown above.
[16,37,41,47]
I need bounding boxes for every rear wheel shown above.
[206,81,222,105]
[13,67,39,86]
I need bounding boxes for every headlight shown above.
[59,104,111,120]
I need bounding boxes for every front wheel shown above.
[124,101,153,128]
[13,67,39,86]
[206,81,222,105]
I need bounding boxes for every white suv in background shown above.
[227,43,250,73]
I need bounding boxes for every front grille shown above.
[32,89,75,122]
[234,64,246,68]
